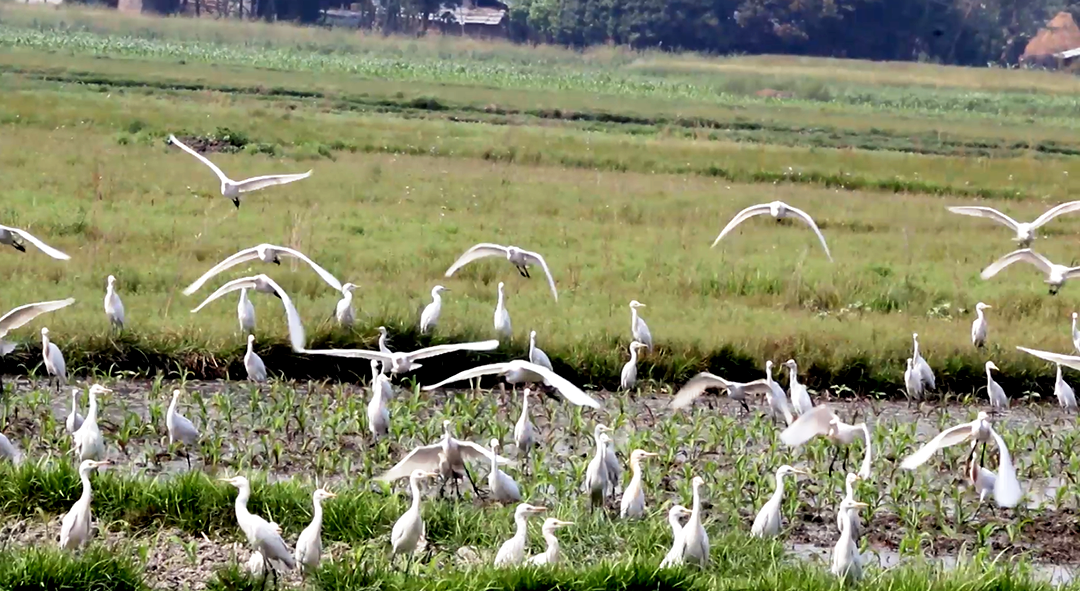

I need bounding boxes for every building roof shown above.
[432,6,506,26]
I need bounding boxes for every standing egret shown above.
[620,341,646,391]
[971,302,990,348]
[784,359,814,416]
[494,282,512,340]
[946,202,1080,247]
[670,371,771,413]
[712,200,833,260]
[597,423,621,496]
[493,503,547,567]
[245,335,267,383]
[0,431,22,464]
[377,420,510,498]
[528,518,574,566]
[58,459,112,550]
[968,454,996,506]
[528,331,553,371]
[1072,313,1080,355]
[0,223,70,259]
[660,505,692,568]
[220,475,296,584]
[911,333,936,391]
[585,428,612,510]
[66,388,84,434]
[103,275,124,332]
[191,274,306,352]
[73,385,109,463]
[620,449,658,519]
[168,135,313,209]
[335,283,358,327]
[238,288,256,335]
[985,361,1009,411]
[391,469,438,571]
[377,326,391,355]
[41,327,66,392]
[368,360,391,439]
[303,339,500,376]
[628,301,652,351]
[295,488,337,577]
[423,360,602,409]
[763,361,794,425]
[837,473,863,540]
[899,411,1021,508]
[371,357,394,401]
[419,286,448,334]
[488,439,522,504]
[780,405,872,479]
[980,248,1080,295]
[831,498,869,581]
[513,389,535,466]
[166,389,199,469]
[445,243,559,301]
[1055,362,1077,412]
[682,476,709,568]
[0,298,75,393]
[751,465,809,538]
[904,358,924,403]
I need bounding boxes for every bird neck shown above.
[86,398,98,424]
[409,478,423,511]
[976,309,984,321]
[79,468,94,504]
[341,290,353,305]
[497,291,505,308]
[490,446,499,472]
[691,485,702,516]
[311,498,324,530]
[168,396,178,417]
[542,529,560,554]
[629,458,643,483]
[513,513,530,538]
[247,340,255,355]
[520,393,529,415]
[1058,365,1064,382]
[234,485,252,521]
[594,437,606,459]
[432,291,442,305]
[628,348,639,365]
[771,473,786,503]
[668,513,683,533]
[630,309,638,327]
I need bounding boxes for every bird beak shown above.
[556,520,574,526]
[643,452,659,458]
[851,501,869,508]
[423,471,439,478]
[325,492,338,498]
[533,506,548,513]
[94,460,112,468]
[218,477,233,483]
[794,468,811,476]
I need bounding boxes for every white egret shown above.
[391,469,438,571]
[751,465,809,538]
[445,243,558,301]
[295,488,337,577]
[682,476,709,568]
[377,420,510,498]
[166,389,199,469]
[0,431,22,464]
[58,459,111,550]
[238,288,256,335]
[620,341,646,391]
[1055,362,1077,412]
[513,389,535,463]
[980,248,1080,295]
[304,339,500,376]
[73,385,109,463]
[220,475,296,584]
[335,283,358,327]
[670,371,771,413]
[0,223,70,259]
[168,135,312,209]
[528,330,553,371]
[0,298,75,392]
[837,473,863,540]
[971,302,990,348]
[628,301,652,351]
[527,518,574,566]
[423,360,602,409]
[192,274,306,352]
[66,388,84,434]
[493,503,547,567]
[601,425,621,495]
[831,498,869,581]
[1016,346,1080,371]
[378,326,390,354]
[899,411,1022,508]
[371,357,394,400]
[368,361,390,439]
[41,327,66,392]
[103,275,125,332]
[488,439,522,504]
[764,360,795,425]
[984,361,1009,411]
[584,430,612,510]
[904,358,923,403]
[245,335,267,383]
[660,505,692,568]
[712,200,832,261]
[620,449,658,519]
[784,359,814,416]
[911,333,936,390]
[419,286,448,334]
[946,201,1080,247]
[968,454,996,505]
[493,282,512,340]
[780,405,872,479]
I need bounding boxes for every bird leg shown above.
[185,449,192,470]
[463,464,484,498]
[739,399,750,415]
[11,241,25,253]
[827,447,839,478]
[232,197,241,209]
[516,265,530,278]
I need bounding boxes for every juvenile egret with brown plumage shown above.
[1055,362,1077,412]
[220,475,296,584]
[0,224,69,259]
[295,488,337,577]
[103,275,124,332]
[660,505,692,568]
[620,449,658,518]
[0,431,22,464]
[41,327,66,392]
[712,200,832,261]
[911,333,936,391]
[980,248,1080,295]
[73,385,109,463]
[0,298,74,393]
[166,389,199,469]
[629,301,652,351]
[423,360,602,409]
[488,439,522,504]
[168,135,313,209]
[368,361,390,439]
[671,371,771,413]
[513,389,535,464]
[445,243,559,301]
[984,361,1009,410]
[831,497,869,581]
[377,420,510,498]
[946,201,1080,247]
[66,389,84,434]
[585,431,612,510]
[420,286,448,334]
[899,411,1021,508]
[620,341,646,391]
[494,503,547,567]
[238,289,256,335]
[971,302,990,348]
[751,465,809,538]
[245,335,267,383]
[192,274,306,351]
[682,476,709,567]
[59,459,111,550]
[780,405,872,479]
[335,283,358,327]
[528,518,574,566]
[303,339,500,376]
[784,359,814,416]
[391,469,438,571]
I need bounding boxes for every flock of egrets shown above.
[3,138,1080,585]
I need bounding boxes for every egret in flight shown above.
[670,371,772,413]
[981,248,1080,295]
[946,201,1080,247]
[445,243,558,301]
[183,243,342,295]
[377,420,509,498]
[423,360,602,408]
[751,465,809,538]
[104,275,125,332]
[0,223,70,259]
[712,200,832,261]
[192,275,306,352]
[168,135,312,208]
[303,339,499,375]
[780,405,872,479]
[0,298,74,393]
[59,459,112,550]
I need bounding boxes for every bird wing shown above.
[1031,200,1080,228]
[946,206,1020,231]
[980,249,1053,279]
[989,427,1022,508]
[455,439,511,465]
[670,373,729,410]
[407,340,501,362]
[235,171,313,193]
[303,348,393,362]
[181,246,261,295]
[780,204,833,261]
[274,246,343,292]
[376,443,443,481]
[899,421,975,469]
[2,226,71,260]
[711,203,772,247]
[0,298,75,337]
[168,135,230,184]
[856,424,872,479]
[779,405,834,446]
[421,362,513,390]
[443,243,510,277]
[1016,346,1080,372]
[739,380,776,396]
[191,275,305,351]
[521,249,559,301]
[515,362,601,408]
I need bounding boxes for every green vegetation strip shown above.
[0,546,145,591]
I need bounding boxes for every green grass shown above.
[0,545,146,591]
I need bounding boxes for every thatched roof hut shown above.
[1021,12,1080,67]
